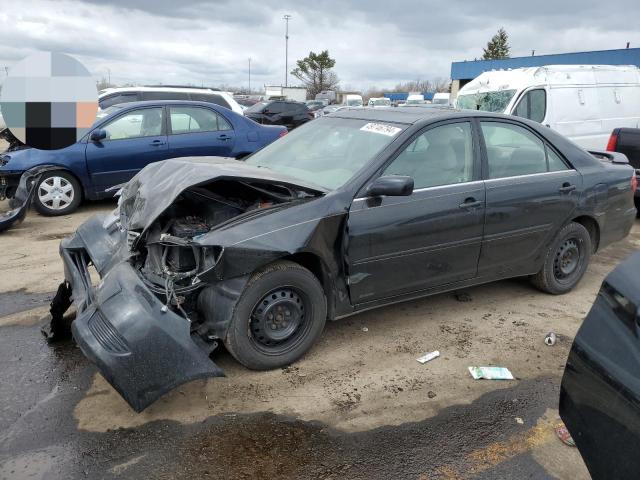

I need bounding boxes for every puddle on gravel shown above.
[0,289,56,317]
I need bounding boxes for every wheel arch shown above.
[571,215,600,253]
[33,166,86,201]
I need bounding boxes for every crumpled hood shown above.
[119,156,327,231]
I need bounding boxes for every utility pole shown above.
[283,14,291,87]
[106,67,111,86]
[248,57,251,93]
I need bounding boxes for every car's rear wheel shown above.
[224,260,326,370]
[33,171,81,216]
[531,222,592,294]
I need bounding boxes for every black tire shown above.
[224,260,327,370]
[531,222,592,295]
[33,170,82,216]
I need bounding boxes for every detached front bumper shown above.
[61,214,224,412]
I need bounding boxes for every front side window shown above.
[101,107,163,140]
[481,121,567,179]
[513,89,547,123]
[169,106,231,134]
[383,122,474,189]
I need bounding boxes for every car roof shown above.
[99,87,232,97]
[331,105,513,125]
[103,100,233,110]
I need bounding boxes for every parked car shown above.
[51,107,636,411]
[606,127,640,208]
[244,100,312,130]
[367,97,391,108]
[0,100,287,215]
[305,100,326,118]
[98,86,245,115]
[432,92,451,105]
[560,251,640,479]
[317,105,346,116]
[456,65,640,150]
[400,93,425,105]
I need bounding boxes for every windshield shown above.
[245,101,268,113]
[432,98,448,105]
[370,99,390,106]
[456,89,516,113]
[245,117,405,190]
[346,99,362,106]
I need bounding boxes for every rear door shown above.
[347,120,485,303]
[85,106,168,195]
[560,251,640,479]
[477,119,581,277]
[166,105,236,157]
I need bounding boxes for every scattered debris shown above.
[41,281,73,342]
[362,327,369,332]
[515,417,524,424]
[427,391,437,399]
[454,291,472,302]
[544,332,557,346]
[555,421,576,447]
[416,351,440,364]
[468,366,514,380]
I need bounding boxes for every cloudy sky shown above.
[0,0,638,91]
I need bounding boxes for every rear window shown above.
[99,93,139,109]
[190,93,231,110]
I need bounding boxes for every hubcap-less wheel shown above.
[250,288,308,352]
[38,176,74,211]
[554,239,580,280]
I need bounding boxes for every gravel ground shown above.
[0,199,637,479]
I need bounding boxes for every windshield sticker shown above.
[360,123,402,136]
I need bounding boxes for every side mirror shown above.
[366,175,414,197]
[90,129,107,142]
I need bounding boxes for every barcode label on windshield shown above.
[360,123,402,136]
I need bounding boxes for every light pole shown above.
[283,14,291,87]
[248,57,251,93]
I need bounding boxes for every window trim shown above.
[476,118,574,180]
[92,106,166,143]
[167,105,233,135]
[512,88,547,124]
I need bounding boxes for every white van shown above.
[402,93,425,105]
[432,92,451,105]
[367,97,391,108]
[343,94,363,107]
[455,65,640,150]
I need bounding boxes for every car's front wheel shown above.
[531,222,592,295]
[224,260,327,370]
[33,171,82,216]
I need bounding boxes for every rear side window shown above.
[513,89,546,123]
[267,102,285,114]
[190,93,231,110]
[141,91,190,101]
[169,106,231,134]
[99,93,139,109]
[481,121,567,179]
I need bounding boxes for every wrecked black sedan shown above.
[55,107,637,411]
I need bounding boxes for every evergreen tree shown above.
[291,50,339,98]
[482,28,511,60]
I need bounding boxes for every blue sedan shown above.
[0,100,287,215]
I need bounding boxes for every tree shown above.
[291,50,339,99]
[482,28,510,60]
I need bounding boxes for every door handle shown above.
[149,139,166,146]
[459,198,483,209]
[559,182,576,193]
[218,134,231,141]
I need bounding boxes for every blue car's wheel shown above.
[33,171,82,216]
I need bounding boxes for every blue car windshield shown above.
[245,117,405,190]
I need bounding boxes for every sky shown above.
[0,0,638,91]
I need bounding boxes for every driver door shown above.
[346,120,485,304]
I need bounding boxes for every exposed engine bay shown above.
[128,178,316,322]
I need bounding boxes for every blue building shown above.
[450,47,640,97]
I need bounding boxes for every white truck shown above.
[455,65,640,150]
[264,85,308,102]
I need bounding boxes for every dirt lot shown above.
[1,200,638,479]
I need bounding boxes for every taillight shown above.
[632,174,637,194]
[606,132,618,152]
[278,130,288,138]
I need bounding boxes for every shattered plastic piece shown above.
[468,366,514,380]
[544,332,557,346]
[515,417,524,424]
[416,351,440,364]
[555,421,576,447]
[362,327,368,332]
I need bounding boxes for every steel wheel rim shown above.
[554,238,581,281]
[38,176,74,211]
[249,287,311,354]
